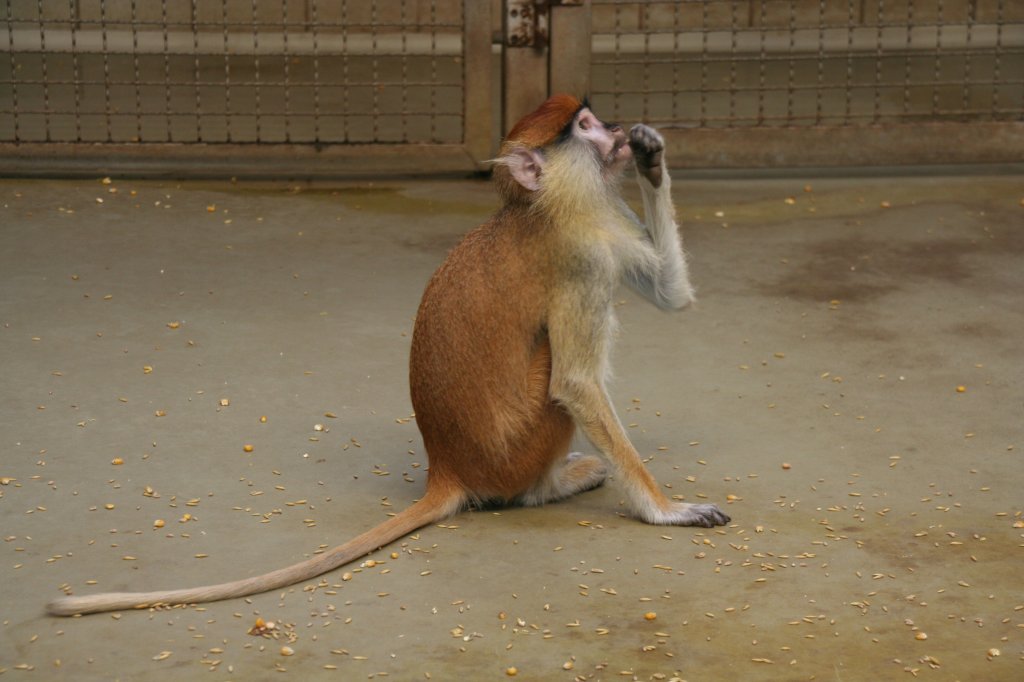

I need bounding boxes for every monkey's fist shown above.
[629,124,665,188]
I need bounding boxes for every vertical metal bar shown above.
[671,1,680,123]
[68,0,82,141]
[613,1,622,119]
[844,0,855,124]
[371,0,379,141]
[641,0,650,122]
[192,0,203,141]
[787,0,797,125]
[700,0,709,127]
[310,0,321,143]
[932,0,944,116]
[729,1,739,123]
[342,0,350,142]
[130,0,143,142]
[961,0,974,116]
[463,0,493,162]
[222,0,233,142]
[551,0,592,99]
[429,0,438,143]
[815,0,825,124]
[100,0,112,141]
[282,0,291,142]
[252,0,263,141]
[161,0,172,141]
[36,0,52,141]
[757,0,766,125]
[6,2,19,142]
[991,0,1002,117]
[902,0,913,117]
[400,0,408,142]
[872,0,884,123]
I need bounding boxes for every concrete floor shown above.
[1,169,1022,681]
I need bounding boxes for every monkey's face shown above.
[573,108,632,173]
[495,98,634,196]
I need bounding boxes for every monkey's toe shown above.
[645,502,731,527]
[688,503,731,527]
[562,452,609,493]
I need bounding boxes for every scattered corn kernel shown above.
[111,457,124,465]
[243,444,254,453]
[644,612,657,621]
[153,519,165,528]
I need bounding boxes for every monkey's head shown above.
[494,94,632,206]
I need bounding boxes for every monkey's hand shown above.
[629,124,665,189]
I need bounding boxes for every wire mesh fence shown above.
[589,0,1024,130]
[1,1,1021,170]
[1,0,466,144]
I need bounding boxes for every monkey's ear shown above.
[495,146,545,192]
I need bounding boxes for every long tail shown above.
[47,483,463,616]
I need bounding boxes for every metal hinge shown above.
[506,1,585,48]
[505,0,548,48]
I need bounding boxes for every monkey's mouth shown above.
[609,140,632,165]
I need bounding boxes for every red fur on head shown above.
[502,94,584,152]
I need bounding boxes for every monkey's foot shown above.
[519,452,608,506]
[629,124,665,188]
[642,501,731,528]
[563,452,609,494]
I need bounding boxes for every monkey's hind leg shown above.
[518,451,609,507]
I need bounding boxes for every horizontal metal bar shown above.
[591,48,1024,65]
[2,29,462,57]
[595,80,1024,95]
[591,24,1023,54]
[3,20,461,31]
[0,109,463,119]
[0,142,485,179]
[647,110,1024,125]
[0,79,462,89]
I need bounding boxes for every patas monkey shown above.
[47,95,729,617]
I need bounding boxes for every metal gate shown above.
[2,1,1022,175]
[509,0,1023,167]
[0,0,492,176]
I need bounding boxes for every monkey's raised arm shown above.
[624,124,696,312]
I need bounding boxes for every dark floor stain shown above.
[763,235,987,304]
